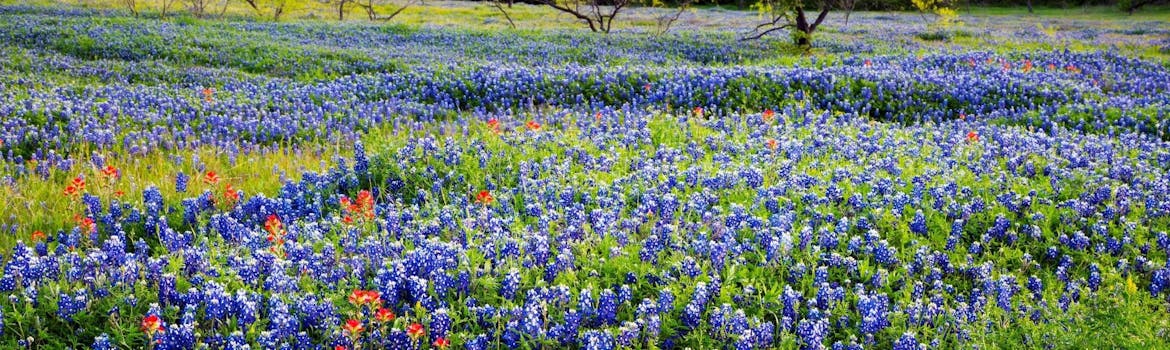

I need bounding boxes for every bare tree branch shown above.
[159,0,177,17]
[740,23,792,41]
[187,0,211,18]
[121,0,139,17]
[534,0,631,33]
[361,0,416,22]
[654,0,693,37]
[833,0,855,27]
[808,7,829,32]
[491,0,516,29]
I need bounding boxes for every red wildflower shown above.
[64,176,86,196]
[264,214,286,246]
[863,59,872,67]
[343,319,364,335]
[340,190,375,220]
[265,214,284,235]
[63,184,79,197]
[348,290,381,306]
[433,337,450,349]
[203,171,220,185]
[406,323,425,339]
[375,307,396,323]
[141,315,165,334]
[693,106,703,117]
[31,231,46,241]
[78,216,96,234]
[487,118,501,133]
[101,165,119,178]
[354,190,375,217]
[966,131,979,143]
[202,87,214,102]
[766,138,778,151]
[762,109,775,123]
[476,190,494,205]
[525,120,541,131]
[223,184,240,203]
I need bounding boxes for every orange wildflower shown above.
[476,190,495,205]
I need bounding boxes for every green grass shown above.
[5,0,1167,32]
[961,4,1170,20]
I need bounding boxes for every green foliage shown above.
[915,30,951,41]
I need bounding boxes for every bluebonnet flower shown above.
[796,309,828,350]
[501,268,520,301]
[909,210,927,235]
[175,172,189,193]
[92,334,113,350]
[56,289,87,321]
[1088,264,1101,292]
[893,332,921,350]
[857,291,890,336]
[582,330,615,350]
[598,288,618,325]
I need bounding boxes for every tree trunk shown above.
[792,7,828,47]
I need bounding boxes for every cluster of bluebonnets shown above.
[2,4,1170,349]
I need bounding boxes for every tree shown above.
[655,0,696,36]
[237,0,287,20]
[217,0,231,17]
[158,0,179,17]
[121,0,139,17]
[911,0,959,27]
[533,0,638,33]
[357,0,418,21]
[271,0,287,20]
[242,0,260,12]
[491,0,517,29]
[741,0,833,47]
[833,0,855,27]
[187,0,212,17]
[1119,0,1167,14]
[321,0,356,20]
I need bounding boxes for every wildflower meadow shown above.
[0,1,1169,349]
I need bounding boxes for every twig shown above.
[492,0,517,29]
[740,23,791,41]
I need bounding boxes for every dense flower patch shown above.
[1,4,1170,350]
